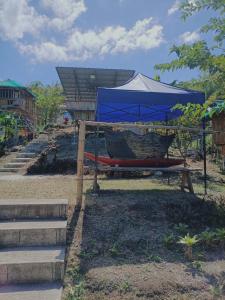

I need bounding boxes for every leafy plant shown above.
[109,243,120,257]
[178,233,199,260]
[163,233,176,249]
[119,280,132,294]
[67,282,85,300]
[148,254,162,263]
[215,228,225,248]
[174,223,189,235]
[200,230,216,248]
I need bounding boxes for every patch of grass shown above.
[148,254,162,263]
[109,243,121,257]
[210,285,223,299]
[119,280,132,294]
[66,281,85,300]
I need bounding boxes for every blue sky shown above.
[0,0,215,86]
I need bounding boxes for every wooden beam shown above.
[76,120,86,209]
[84,120,222,134]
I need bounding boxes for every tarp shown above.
[96,73,205,122]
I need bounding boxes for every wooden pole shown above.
[84,120,222,134]
[76,120,86,209]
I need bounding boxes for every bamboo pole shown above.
[76,120,86,209]
[85,120,223,134]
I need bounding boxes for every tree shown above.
[29,82,64,128]
[181,0,225,47]
[155,0,225,102]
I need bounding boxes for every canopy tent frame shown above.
[75,120,213,210]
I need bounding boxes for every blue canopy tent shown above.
[96,73,205,122]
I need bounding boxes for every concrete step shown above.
[0,220,67,247]
[17,153,36,158]
[0,199,68,220]
[0,246,65,284]
[0,283,62,300]
[4,163,26,168]
[0,168,19,173]
[12,158,32,163]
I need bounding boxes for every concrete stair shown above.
[0,135,49,174]
[0,220,67,247]
[0,198,68,300]
[0,283,62,300]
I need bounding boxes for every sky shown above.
[0,0,215,86]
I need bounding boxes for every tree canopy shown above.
[29,82,64,128]
[155,0,225,102]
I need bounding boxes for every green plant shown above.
[200,230,216,248]
[178,233,199,260]
[210,285,222,298]
[163,233,176,249]
[109,243,120,257]
[215,228,225,248]
[190,260,203,272]
[67,267,82,283]
[149,254,162,263]
[174,223,189,235]
[67,281,85,300]
[119,280,132,294]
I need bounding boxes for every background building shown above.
[56,67,135,121]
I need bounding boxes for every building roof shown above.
[56,67,135,106]
[0,79,35,98]
[0,79,26,89]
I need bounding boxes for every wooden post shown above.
[76,120,86,209]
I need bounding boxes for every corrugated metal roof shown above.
[56,67,135,108]
[0,79,26,88]
[0,79,35,98]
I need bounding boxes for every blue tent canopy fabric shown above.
[96,73,205,122]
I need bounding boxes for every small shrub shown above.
[178,233,199,260]
[67,282,85,300]
[200,230,216,248]
[215,228,225,248]
[174,223,189,235]
[119,280,132,294]
[163,233,176,249]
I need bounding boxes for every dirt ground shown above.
[0,165,225,300]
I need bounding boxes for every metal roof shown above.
[56,67,135,107]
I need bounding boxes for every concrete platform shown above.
[0,199,68,220]
[0,220,67,247]
[0,247,65,284]
[0,283,62,300]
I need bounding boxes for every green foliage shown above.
[119,280,132,294]
[208,101,225,117]
[67,282,85,300]
[200,230,216,247]
[179,233,199,260]
[163,233,176,249]
[0,112,17,141]
[215,228,225,247]
[29,81,64,127]
[174,223,189,235]
[154,0,225,102]
[180,0,225,46]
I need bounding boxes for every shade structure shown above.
[96,73,205,122]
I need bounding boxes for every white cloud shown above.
[0,0,47,40]
[19,18,164,62]
[0,0,164,63]
[168,0,180,15]
[41,0,87,30]
[180,30,200,43]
